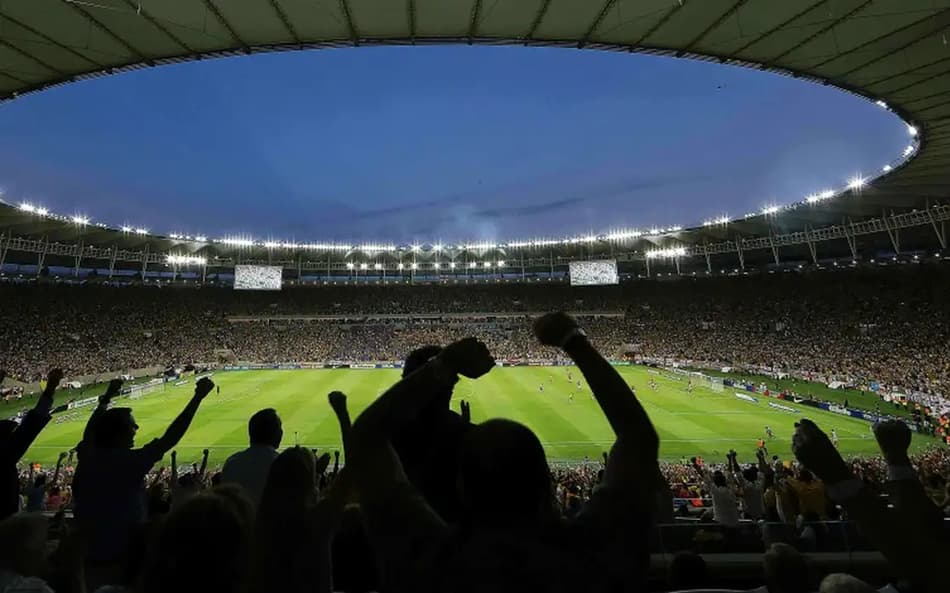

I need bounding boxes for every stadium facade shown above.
[1,0,949,281]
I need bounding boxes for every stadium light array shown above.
[397,263,404,270]
[346,262,354,269]
[449,262,456,269]
[411,262,418,270]
[497,260,505,267]
[71,215,89,225]
[18,203,35,213]
[904,145,915,157]
[847,176,867,190]
[761,205,780,215]
[166,254,206,265]
[908,125,918,137]
[882,165,893,173]
[374,263,382,270]
[433,262,440,269]
[135,228,148,235]
[468,262,477,269]
[360,263,368,270]
[483,261,492,268]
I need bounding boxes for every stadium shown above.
[1,2,950,593]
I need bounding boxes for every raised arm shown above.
[328,391,351,455]
[5,369,63,462]
[51,451,67,486]
[170,450,178,487]
[534,313,659,477]
[198,448,209,480]
[793,419,949,593]
[80,378,124,446]
[153,377,214,455]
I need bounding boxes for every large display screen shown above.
[234,265,283,291]
[569,260,619,286]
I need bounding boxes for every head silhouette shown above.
[248,408,282,449]
[93,407,137,449]
[458,419,554,528]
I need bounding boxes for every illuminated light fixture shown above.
[646,247,687,259]
[195,235,207,242]
[397,263,404,270]
[346,262,354,269]
[374,263,382,270]
[360,263,368,270]
[411,262,418,270]
[411,245,421,253]
[819,190,835,200]
[847,176,866,190]
[882,164,893,173]
[166,254,206,265]
[904,145,915,157]
[121,226,132,232]
[220,238,254,247]
[483,261,492,268]
[670,225,683,232]
[433,243,443,251]
[433,262,440,269]
[449,262,456,269]
[717,216,729,225]
[761,205,779,215]
[135,228,148,235]
[72,215,89,225]
[18,203,35,213]
[907,125,918,137]
[875,100,888,109]
[264,241,280,249]
[497,260,505,267]
[36,208,48,216]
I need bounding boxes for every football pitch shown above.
[24,366,936,467]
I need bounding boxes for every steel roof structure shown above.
[1,0,949,278]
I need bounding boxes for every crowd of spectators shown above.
[2,315,949,593]
[1,266,948,411]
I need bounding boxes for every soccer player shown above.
[686,379,694,394]
[538,384,544,393]
[649,378,658,391]
[831,428,839,448]
[569,392,574,402]
[576,380,582,391]
[765,426,774,440]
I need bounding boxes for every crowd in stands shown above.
[1,266,949,409]
[2,313,950,593]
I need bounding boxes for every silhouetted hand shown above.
[460,400,471,423]
[874,420,912,464]
[194,377,214,399]
[47,368,65,388]
[202,448,209,457]
[792,419,852,484]
[334,450,340,461]
[328,391,347,412]
[315,452,332,475]
[439,337,495,379]
[58,451,68,462]
[533,312,580,348]
[100,378,124,404]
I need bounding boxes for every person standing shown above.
[221,408,283,507]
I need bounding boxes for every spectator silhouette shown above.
[349,313,660,592]
[73,377,215,590]
[222,408,283,507]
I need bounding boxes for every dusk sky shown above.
[0,45,907,244]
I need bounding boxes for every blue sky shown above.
[0,46,907,243]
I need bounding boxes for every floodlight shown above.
[411,262,418,270]
[346,262,354,269]
[374,263,382,270]
[360,263,368,270]
[847,176,866,190]
[18,203,35,213]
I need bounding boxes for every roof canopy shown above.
[1,0,949,256]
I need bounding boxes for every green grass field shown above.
[22,366,937,467]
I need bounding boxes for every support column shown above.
[703,243,711,274]
[843,218,857,260]
[74,239,84,277]
[108,245,118,279]
[881,210,900,254]
[926,201,947,249]
[645,256,651,278]
[804,226,817,264]
[735,238,745,270]
[141,244,150,279]
[768,230,779,265]
[37,237,49,276]
[674,257,681,275]
[0,233,9,270]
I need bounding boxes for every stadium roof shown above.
[1,0,950,265]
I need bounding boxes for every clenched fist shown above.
[438,337,495,379]
[533,312,580,348]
